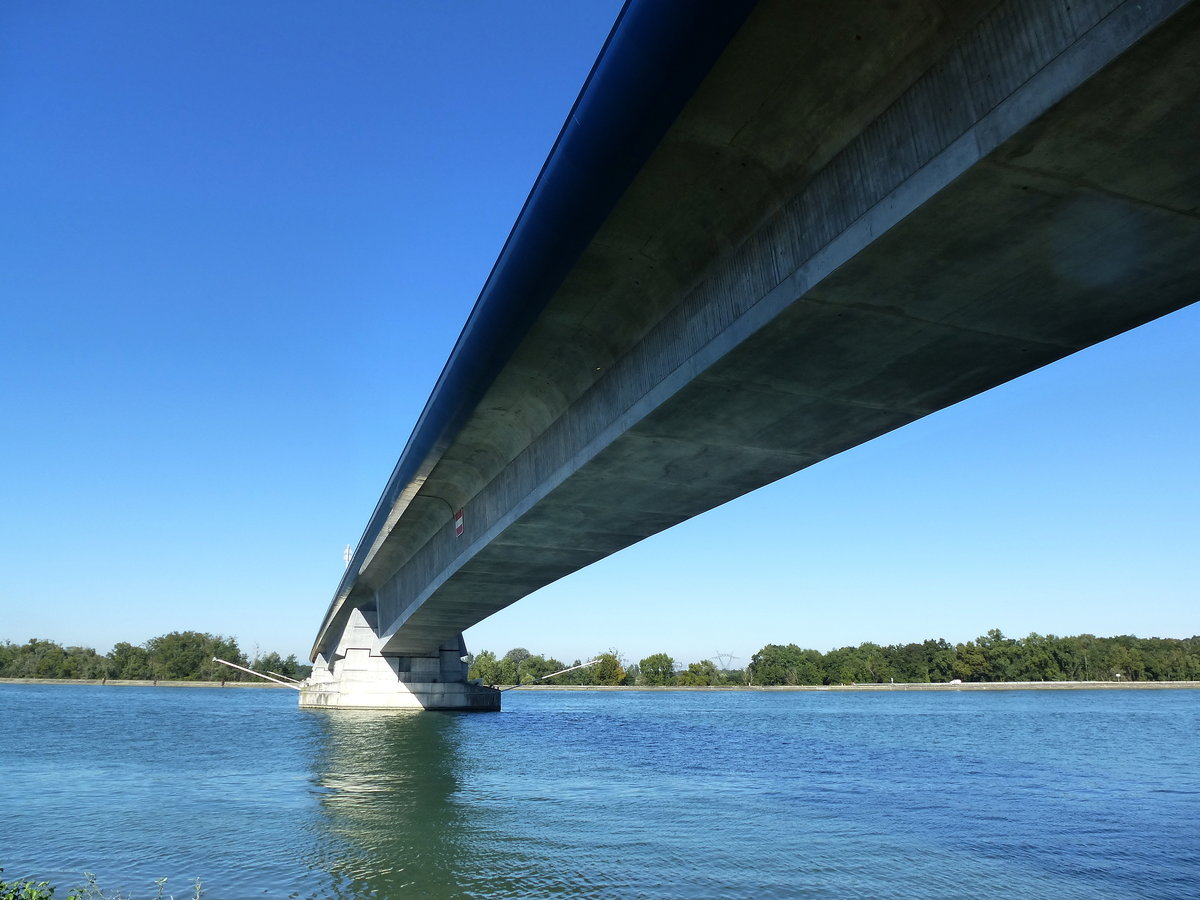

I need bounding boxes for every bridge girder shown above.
[312,0,1200,672]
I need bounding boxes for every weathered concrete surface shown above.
[301,609,499,710]
[312,0,1200,687]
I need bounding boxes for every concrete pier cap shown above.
[300,609,500,711]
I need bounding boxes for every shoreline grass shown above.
[1,869,202,900]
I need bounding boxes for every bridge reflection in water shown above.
[305,710,474,899]
[301,690,1200,899]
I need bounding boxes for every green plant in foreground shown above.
[1,868,56,900]
[72,872,203,900]
[1,875,48,898]
[0,870,201,900]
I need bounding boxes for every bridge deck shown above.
[314,0,1200,660]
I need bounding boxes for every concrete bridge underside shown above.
[303,0,1200,709]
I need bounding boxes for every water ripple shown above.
[1,685,1197,898]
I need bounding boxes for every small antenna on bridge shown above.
[343,544,352,568]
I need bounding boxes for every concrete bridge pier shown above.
[299,608,499,710]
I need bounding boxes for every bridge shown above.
[301,0,1200,709]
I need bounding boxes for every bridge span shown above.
[302,0,1200,709]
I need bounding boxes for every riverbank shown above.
[503,680,1200,691]
[0,677,290,689]
[4,678,1197,692]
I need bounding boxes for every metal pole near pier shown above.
[212,657,303,690]
[499,658,600,692]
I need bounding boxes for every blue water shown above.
[1,685,1197,898]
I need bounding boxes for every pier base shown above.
[299,610,499,711]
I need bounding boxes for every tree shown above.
[1012,633,1063,681]
[590,652,625,686]
[468,649,502,685]
[676,659,719,686]
[520,654,564,683]
[208,635,248,680]
[145,631,247,681]
[1109,642,1146,681]
[556,659,591,685]
[253,651,286,676]
[822,646,862,685]
[498,648,532,685]
[924,639,957,682]
[976,629,1017,681]
[718,666,750,685]
[953,640,986,681]
[885,642,926,682]
[4,639,67,679]
[749,644,821,685]
[750,644,793,685]
[147,632,206,680]
[639,653,675,686]
[58,646,108,679]
[856,642,894,684]
[280,654,310,679]
[108,642,151,680]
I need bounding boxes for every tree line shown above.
[8,629,1193,686]
[0,631,311,682]
[468,631,1200,687]
[468,647,764,687]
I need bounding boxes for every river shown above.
[1,684,1196,898]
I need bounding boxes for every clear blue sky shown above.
[2,2,1196,669]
